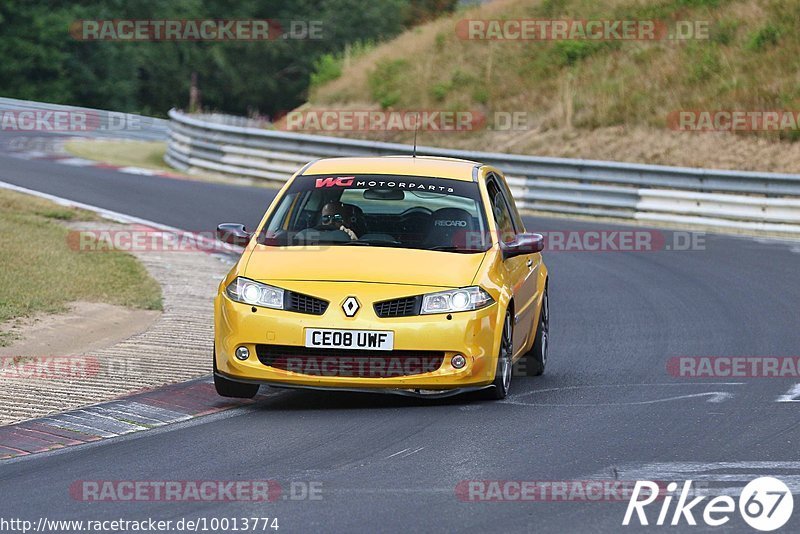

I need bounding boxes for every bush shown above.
[368,59,409,108]
[552,40,611,67]
[746,24,780,51]
[472,87,489,105]
[310,54,343,89]
[431,82,450,101]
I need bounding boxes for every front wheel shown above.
[213,349,259,398]
[485,309,514,400]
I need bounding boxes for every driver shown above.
[318,201,359,240]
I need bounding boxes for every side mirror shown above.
[502,233,544,259]
[216,223,252,247]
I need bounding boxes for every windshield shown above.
[259,174,489,252]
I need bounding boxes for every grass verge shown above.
[0,189,162,346]
[64,139,172,172]
[64,138,285,188]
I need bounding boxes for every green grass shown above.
[64,139,172,173]
[0,189,162,346]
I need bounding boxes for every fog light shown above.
[235,346,250,361]
[451,354,467,369]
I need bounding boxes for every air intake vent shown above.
[373,296,421,318]
[286,291,328,315]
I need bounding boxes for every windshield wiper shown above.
[342,238,403,247]
[363,238,401,245]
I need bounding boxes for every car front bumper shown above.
[214,281,502,391]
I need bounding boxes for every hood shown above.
[243,245,486,288]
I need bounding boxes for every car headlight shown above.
[420,286,494,314]
[225,277,284,309]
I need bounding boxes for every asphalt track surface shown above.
[1,125,799,533]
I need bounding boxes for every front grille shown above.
[373,296,421,318]
[285,291,328,315]
[256,345,444,378]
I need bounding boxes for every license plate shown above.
[304,328,394,351]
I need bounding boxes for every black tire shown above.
[521,286,549,377]
[485,309,514,400]
[213,349,259,398]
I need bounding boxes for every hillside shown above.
[297,0,800,172]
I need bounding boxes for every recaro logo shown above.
[434,220,468,227]
[314,176,354,188]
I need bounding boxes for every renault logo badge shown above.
[342,296,360,317]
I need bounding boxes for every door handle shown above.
[527,258,533,268]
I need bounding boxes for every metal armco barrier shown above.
[166,109,800,234]
[0,97,168,142]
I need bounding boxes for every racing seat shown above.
[422,207,477,249]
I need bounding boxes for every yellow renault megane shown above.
[213,156,548,400]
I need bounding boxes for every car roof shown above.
[300,156,482,181]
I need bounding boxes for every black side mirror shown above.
[502,233,544,259]
[216,223,252,247]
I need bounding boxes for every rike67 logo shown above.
[624,477,794,531]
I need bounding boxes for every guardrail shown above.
[166,109,800,234]
[0,97,168,141]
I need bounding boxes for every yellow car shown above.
[213,156,548,400]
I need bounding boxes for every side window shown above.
[486,179,516,244]
[491,173,525,232]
